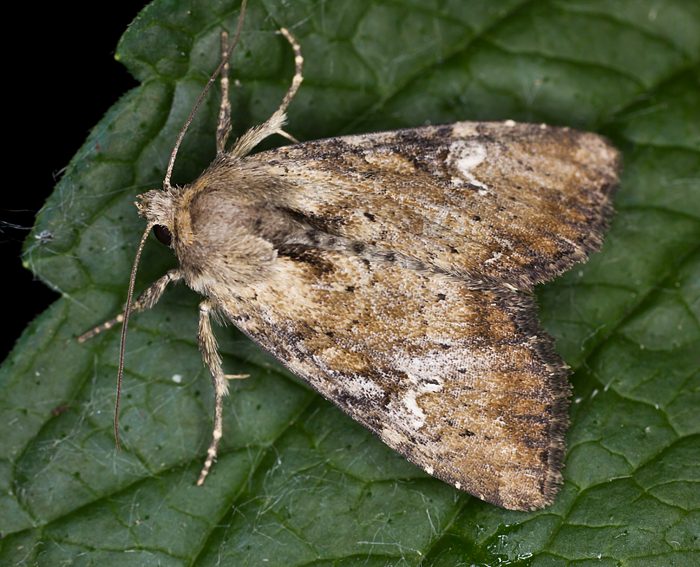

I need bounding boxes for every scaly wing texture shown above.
[221,249,569,511]
[190,120,619,510]
[258,122,619,289]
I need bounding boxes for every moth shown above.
[80,10,619,511]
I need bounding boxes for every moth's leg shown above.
[197,299,250,485]
[266,28,303,144]
[77,270,182,343]
[229,27,304,157]
[216,30,232,154]
[276,28,304,122]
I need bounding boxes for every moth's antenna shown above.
[114,224,154,449]
[162,0,248,190]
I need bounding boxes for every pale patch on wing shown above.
[447,140,489,193]
[387,346,496,430]
[390,350,447,430]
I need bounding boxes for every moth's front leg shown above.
[77,269,183,342]
[196,299,248,485]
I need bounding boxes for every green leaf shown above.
[2,0,699,564]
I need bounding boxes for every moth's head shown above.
[136,189,178,246]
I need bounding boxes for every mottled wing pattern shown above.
[222,249,569,510]
[185,121,619,510]
[260,121,619,290]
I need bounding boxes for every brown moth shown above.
[80,9,619,511]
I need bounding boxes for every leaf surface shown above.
[1,1,698,565]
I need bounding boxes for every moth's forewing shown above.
[266,122,619,290]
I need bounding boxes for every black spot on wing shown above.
[279,206,346,234]
[277,244,335,275]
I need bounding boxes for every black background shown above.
[2,4,146,359]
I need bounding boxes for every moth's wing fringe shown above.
[500,288,570,509]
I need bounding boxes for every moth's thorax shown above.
[171,173,310,293]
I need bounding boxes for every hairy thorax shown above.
[173,174,312,300]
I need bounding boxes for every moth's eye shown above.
[153,224,172,246]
